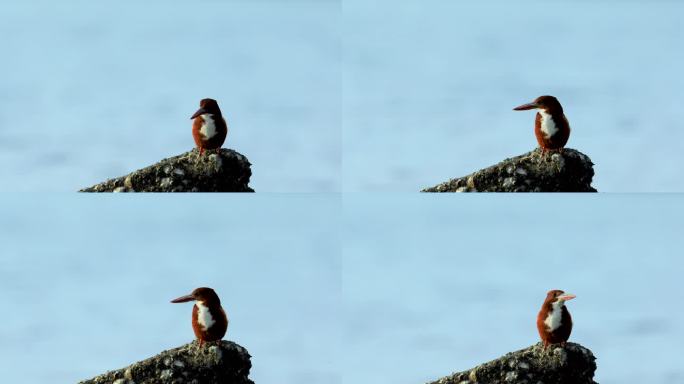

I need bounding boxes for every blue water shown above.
[1,0,682,192]
[0,195,341,384]
[1,1,682,384]
[0,195,682,384]
[344,0,684,192]
[343,195,684,384]
[0,0,340,192]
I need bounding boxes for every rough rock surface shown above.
[79,340,254,384]
[428,342,597,384]
[422,148,596,192]
[81,149,253,192]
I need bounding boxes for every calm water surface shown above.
[0,195,341,384]
[344,195,684,384]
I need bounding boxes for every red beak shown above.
[558,293,576,301]
[171,294,195,303]
[190,107,207,120]
[513,102,539,111]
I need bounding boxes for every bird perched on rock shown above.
[171,287,228,347]
[513,95,571,152]
[191,98,228,156]
[536,289,575,348]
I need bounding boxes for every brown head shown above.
[543,289,576,306]
[513,95,564,115]
[171,287,222,306]
[191,98,222,119]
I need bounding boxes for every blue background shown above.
[0,1,682,384]
[344,194,684,384]
[0,195,341,384]
[0,0,340,192]
[344,0,684,191]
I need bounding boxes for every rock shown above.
[428,342,597,384]
[78,340,254,384]
[80,149,253,192]
[422,148,596,192]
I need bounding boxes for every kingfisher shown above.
[171,287,228,347]
[513,95,571,152]
[536,289,575,349]
[191,98,228,156]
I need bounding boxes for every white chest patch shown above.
[199,114,217,140]
[544,301,564,332]
[538,110,558,139]
[196,302,216,331]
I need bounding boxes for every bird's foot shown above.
[538,342,551,357]
[195,147,206,161]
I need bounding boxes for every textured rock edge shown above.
[78,340,254,384]
[80,148,253,192]
[422,148,596,192]
[428,342,597,384]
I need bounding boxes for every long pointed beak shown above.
[513,102,539,111]
[171,294,195,303]
[558,293,576,301]
[190,107,207,120]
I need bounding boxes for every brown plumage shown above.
[171,287,228,347]
[190,98,228,156]
[536,289,575,348]
[513,95,571,152]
